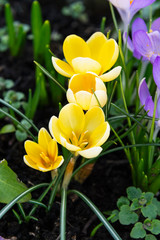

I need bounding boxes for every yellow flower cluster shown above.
[24,32,120,171]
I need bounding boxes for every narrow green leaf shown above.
[0,183,49,219]
[31,0,43,59]
[68,189,122,240]
[5,3,15,53]
[34,61,66,93]
[60,187,67,240]
[0,159,31,203]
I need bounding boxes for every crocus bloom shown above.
[133,17,160,64]
[49,103,110,158]
[153,56,160,90]
[52,32,121,83]
[66,72,107,110]
[139,78,158,118]
[109,0,155,31]
[24,128,64,172]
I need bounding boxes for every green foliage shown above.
[0,160,31,203]
[110,186,160,239]
[62,1,88,23]
[4,4,29,56]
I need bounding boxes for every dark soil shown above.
[0,1,132,239]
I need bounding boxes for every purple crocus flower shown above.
[139,78,160,131]
[153,56,160,90]
[133,18,160,64]
[139,78,157,117]
[109,0,156,31]
[124,17,160,60]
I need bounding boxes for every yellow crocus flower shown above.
[66,72,107,110]
[49,103,110,158]
[24,128,64,172]
[52,32,121,82]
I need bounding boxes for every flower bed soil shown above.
[0,1,132,239]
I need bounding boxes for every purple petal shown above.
[133,49,142,59]
[151,17,160,32]
[153,56,160,90]
[157,97,160,118]
[148,31,160,60]
[116,8,130,31]
[123,32,133,51]
[132,18,147,39]
[133,30,153,60]
[139,78,151,106]
[130,0,156,21]
[144,95,156,117]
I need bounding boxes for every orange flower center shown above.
[69,131,89,149]
[130,0,133,4]
[40,151,51,167]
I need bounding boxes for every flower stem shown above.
[62,155,77,190]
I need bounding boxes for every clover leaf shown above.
[130,222,146,239]
[119,205,139,225]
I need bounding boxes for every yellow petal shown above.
[69,73,96,93]
[60,135,81,151]
[100,66,122,82]
[75,91,92,110]
[78,146,102,158]
[59,103,85,137]
[90,90,107,108]
[84,106,105,135]
[87,32,107,61]
[24,155,39,171]
[89,122,110,147]
[52,155,64,169]
[63,34,91,66]
[98,39,119,74]
[24,140,44,161]
[52,57,75,77]
[72,57,101,75]
[95,77,106,91]
[38,128,52,151]
[66,89,77,104]
[49,116,61,143]
[47,139,58,160]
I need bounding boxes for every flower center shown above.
[40,151,51,166]
[130,0,133,4]
[69,131,89,149]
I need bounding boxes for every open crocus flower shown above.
[52,32,121,83]
[109,0,155,31]
[66,72,107,110]
[49,103,110,158]
[24,128,64,172]
[133,18,160,64]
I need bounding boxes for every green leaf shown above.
[144,219,153,231]
[145,234,157,240]
[141,204,157,220]
[144,192,154,204]
[152,198,160,216]
[130,199,141,211]
[0,159,31,203]
[15,129,28,142]
[110,210,119,223]
[127,186,142,200]
[117,196,130,209]
[0,124,15,134]
[148,158,160,184]
[150,220,160,235]
[119,205,139,225]
[130,222,146,239]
